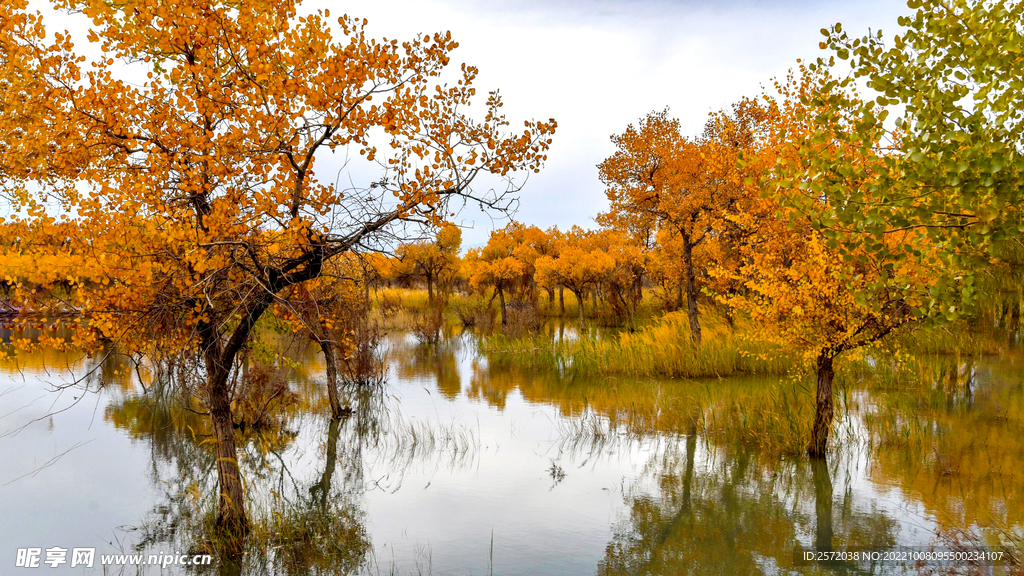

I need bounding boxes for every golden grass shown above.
[481,308,800,380]
[374,286,433,312]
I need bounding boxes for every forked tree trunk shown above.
[681,237,702,346]
[204,359,248,537]
[616,290,637,332]
[198,292,278,539]
[319,338,343,418]
[809,350,835,457]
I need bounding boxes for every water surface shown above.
[1,331,1021,574]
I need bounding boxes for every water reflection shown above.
[394,338,462,399]
[0,330,1021,575]
[597,438,900,575]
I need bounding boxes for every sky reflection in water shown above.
[0,331,1021,575]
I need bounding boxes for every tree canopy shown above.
[0,0,555,532]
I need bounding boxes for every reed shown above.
[894,320,1005,356]
[540,373,843,457]
[481,309,800,380]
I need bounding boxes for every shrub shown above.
[504,300,542,337]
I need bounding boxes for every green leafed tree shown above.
[802,0,1024,325]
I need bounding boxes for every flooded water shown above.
[1,329,1021,575]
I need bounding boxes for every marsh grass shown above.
[503,300,543,337]
[410,305,444,344]
[375,288,432,313]
[559,384,859,459]
[894,320,1005,356]
[481,309,800,380]
[450,294,495,330]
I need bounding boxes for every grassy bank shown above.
[480,309,801,380]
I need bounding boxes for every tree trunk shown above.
[310,416,341,509]
[575,289,585,323]
[205,362,248,537]
[498,287,507,326]
[682,424,697,509]
[319,338,344,418]
[812,457,833,552]
[426,273,434,303]
[809,350,835,457]
[618,290,637,333]
[633,276,643,314]
[197,293,276,540]
[681,237,702,346]
[559,286,564,315]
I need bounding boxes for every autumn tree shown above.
[466,225,523,325]
[718,66,930,457]
[0,0,554,535]
[646,228,688,311]
[595,210,655,321]
[740,0,1024,456]
[534,227,614,323]
[510,224,555,304]
[751,0,1024,456]
[599,231,648,330]
[599,102,768,345]
[808,0,1024,317]
[393,224,462,302]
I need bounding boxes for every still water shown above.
[1,330,1021,575]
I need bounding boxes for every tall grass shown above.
[375,287,433,312]
[481,309,800,380]
[537,372,849,457]
[894,320,1005,356]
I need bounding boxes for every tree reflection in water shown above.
[597,437,899,575]
[105,379,386,575]
[7,329,1019,575]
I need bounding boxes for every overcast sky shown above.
[29,0,909,248]
[302,0,909,247]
